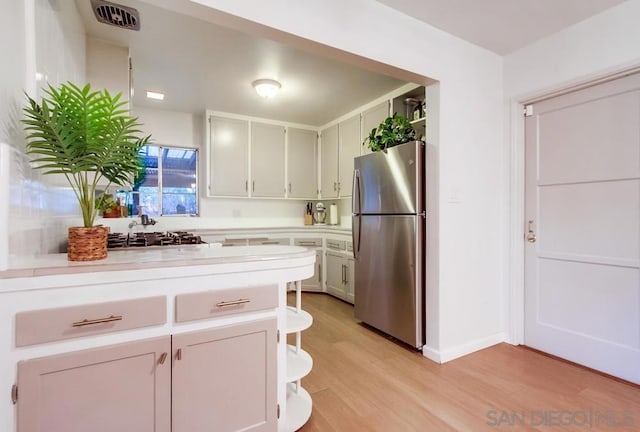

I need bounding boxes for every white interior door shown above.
[525,72,640,384]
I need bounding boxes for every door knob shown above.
[526,220,537,243]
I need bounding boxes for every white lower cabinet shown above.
[300,249,322,291]
[172,319,278,432]
[17,337,171,432]
[17,320,278,432]
[281,281,313,432]
[325,251,354,304]
[16,286,282,432]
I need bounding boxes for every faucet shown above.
[128,214,157,229]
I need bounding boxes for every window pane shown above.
[133,145,160,218]
[161,147,198,215]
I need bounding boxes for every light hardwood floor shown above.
[289,293,639,431]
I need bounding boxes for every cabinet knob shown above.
[158,352,168,365]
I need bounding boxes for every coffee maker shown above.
[313,202,327,225]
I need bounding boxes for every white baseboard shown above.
[422,332,506,363]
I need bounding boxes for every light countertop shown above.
[0,244,315,280]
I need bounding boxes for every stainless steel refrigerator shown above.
[352,140,425,348]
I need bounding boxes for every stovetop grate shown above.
[107,231,204,249]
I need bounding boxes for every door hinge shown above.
[524,105,533,117]
[277,403,280,419]
[277,330,280,343]
[11,384,18,405]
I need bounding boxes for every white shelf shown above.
[410,116,426,124]
[286,345,313,382]
[279,383,312,432]
[286,306,313,333]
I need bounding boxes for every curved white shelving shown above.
[286,306,313,333]
[279,383,312,432]
[286,345,313,382]
[280,280,313,432]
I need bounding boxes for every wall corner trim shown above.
[424,333,506,364]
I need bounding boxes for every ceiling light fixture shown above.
[146,91,165,100]
[252,79,281,98]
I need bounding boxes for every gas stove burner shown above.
[107,233,128,249]
[106,231,205,249]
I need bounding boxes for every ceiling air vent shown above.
[91,0,140,31]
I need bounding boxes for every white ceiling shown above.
[377,0,628,55]
[75,0,406,126]
[74,0,628,124]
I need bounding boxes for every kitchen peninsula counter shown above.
[0,245,315,432]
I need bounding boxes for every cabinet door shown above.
[172,318,277,432]
[325,251,346,300]
[320,124,339,199]
[251,122,285,197]
[210,116,249,196]
[17,337,171,432]
[301,249,322,291]
[287,127,317,199]
[345,256,355,304]
[338,114,361,197]
[361,101,389,155]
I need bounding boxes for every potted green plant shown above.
[22,82,150,261]
[95,193,121,218]
[363,113,417,152]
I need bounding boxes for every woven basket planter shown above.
[67,226,108,261]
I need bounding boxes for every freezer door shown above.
[353,214,424,348]
[353,140,424,214]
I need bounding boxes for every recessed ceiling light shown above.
[252,79,281,98]
[146,91,165,100]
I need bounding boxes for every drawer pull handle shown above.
[298,242,317,246]
[158,352,168,365]
[216,299,251,307]
[72,315,122,327]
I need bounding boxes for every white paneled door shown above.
[524,72,640,384]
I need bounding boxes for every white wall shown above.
[34,0,86,92]
[178,0,506,360]
[0,0,27,269]
[86,38,129,99]
[0,0,87,268]
[133,106,201,148]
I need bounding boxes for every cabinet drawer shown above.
[175,285,278,322]
[248,238,289,245]
[294,237,322,247]
[15,296,167,347]
[222,238,247,247]
[326,239,346,250]
[346,242,353,252]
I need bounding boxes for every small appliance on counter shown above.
[313,202,327,225]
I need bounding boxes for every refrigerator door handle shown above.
[352,169,362,260]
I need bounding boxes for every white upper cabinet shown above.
[251,122,285,197]
[320,124,339,199]
[287,128,317,199]
[338,114,361,197]
[361,101,390,156]
[209,116,249,197]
